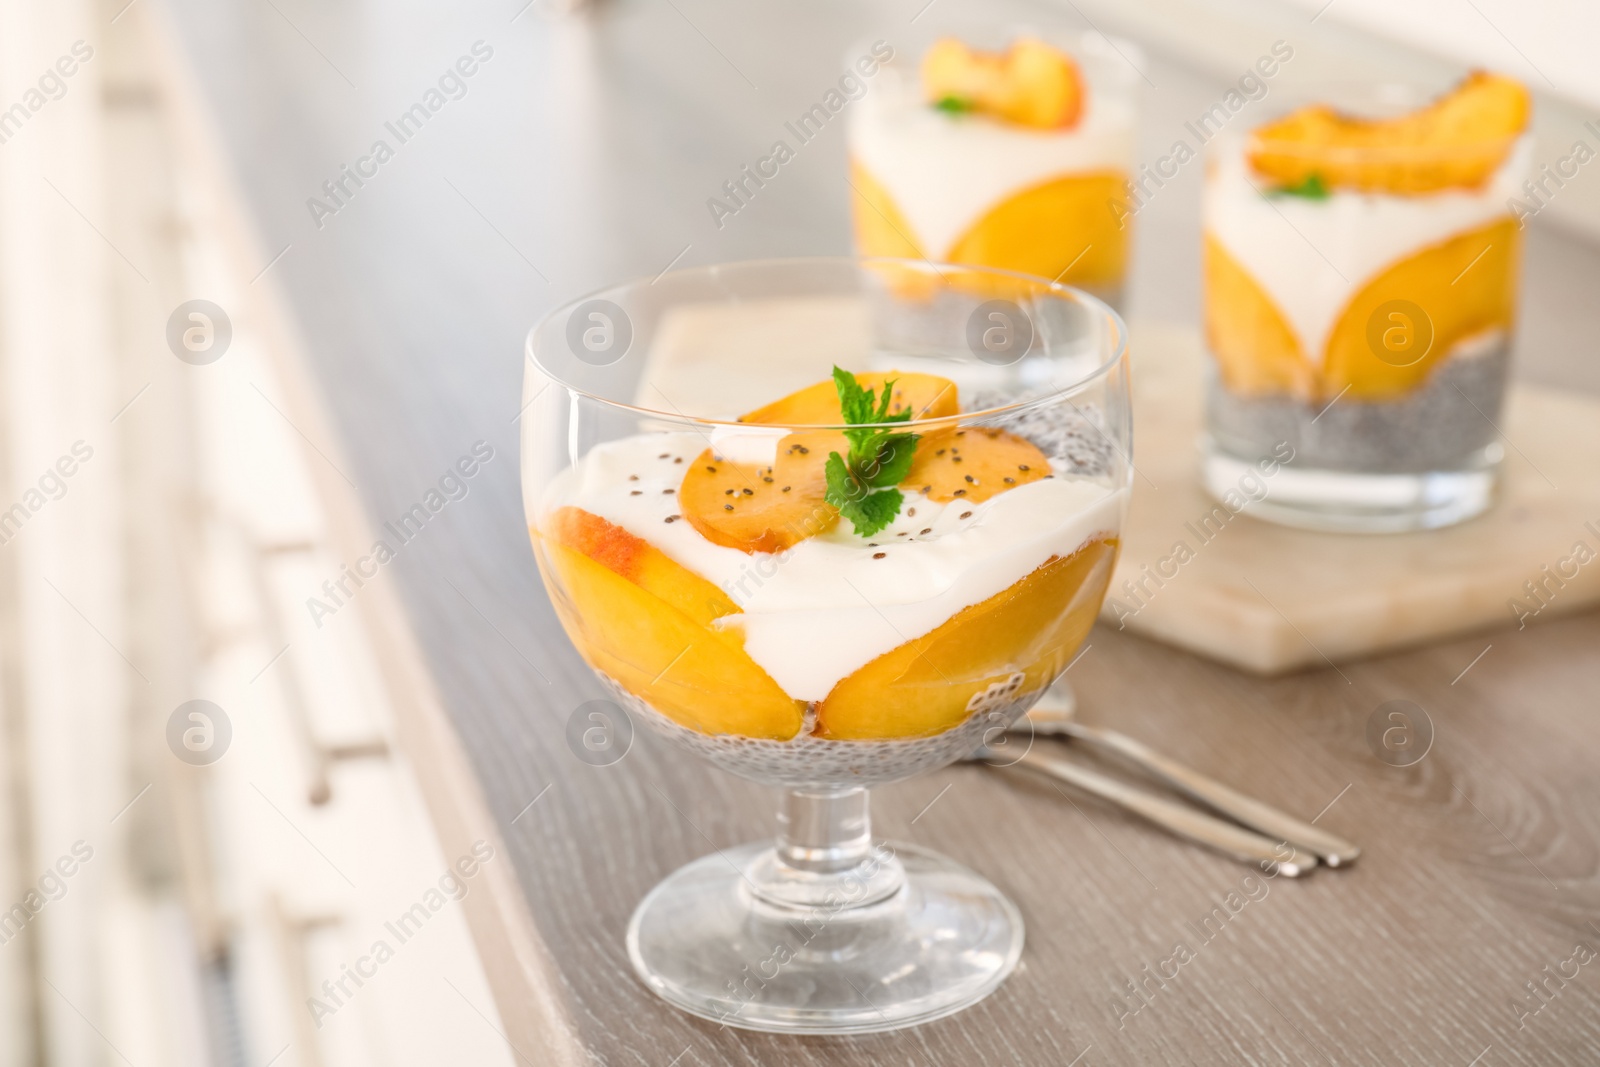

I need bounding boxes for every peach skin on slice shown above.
[946,172,1131,288]
[815,538,1118,740]
[1321,217,1519,400]
[902,426,1048,503]
[678,431,840,553]
[923,37,1085,129]
[535,538,804,739]
[1203,235,1316,399]
[546,506,735,626]
[739,371,959,425]
[1248,71,1530,195]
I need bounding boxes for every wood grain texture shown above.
[1113,324,1600,674]
[153,0,1600,1062]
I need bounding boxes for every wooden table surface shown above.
[158,0,1600,1062]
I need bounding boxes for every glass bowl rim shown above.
[524,256,1129,432]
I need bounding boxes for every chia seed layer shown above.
[600,671,1038,788]
[1207,340,1510,473]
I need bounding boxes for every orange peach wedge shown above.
[816,538,1119,740]
[677,432,840,554]
[922,37,1085,129]
[903,426,1049,504]
[537,507,803,739]
[1248,71,1530,195]
[738,371,959,425]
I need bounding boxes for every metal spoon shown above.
[1017,691,1361,868]
[971,741,1317,876]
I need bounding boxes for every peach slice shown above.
[902,426,1048,503]
[1203,235,1316,399]
[946,172,1132,289]
[739,371,959,425]
[1248,72,1530,195]
[1321,217,1519,400]
[923,37,1085,129]
[535,537,804,739]
[816,538,1118,740]
[678,432,840,553]
[546,506,736,625]
[849,161,1129,293]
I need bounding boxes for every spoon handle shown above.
[986,747,1316,877]
[1054,721,1361,867]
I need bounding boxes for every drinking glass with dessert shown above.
[848,28,1139,307]
[522,258,1130,1033]
[1202,72,1532,530]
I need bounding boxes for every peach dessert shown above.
[530,369,1123,785]
[1203,72,1531,493]
[848,35,1136,302]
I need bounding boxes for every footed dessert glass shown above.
[848,27,1139,309]
[1202,75,1531,531]
[522,258,1130,1033]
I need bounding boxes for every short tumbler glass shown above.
[1201,86,1530,532]
[522,258,1130,1033]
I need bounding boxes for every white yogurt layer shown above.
[543,432,1124,702]
[1204,135,1531,365]
[849,66,1135,259]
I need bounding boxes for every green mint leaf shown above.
[842,425,878,459]
[873,377,897,422]
[935,96,972,114]
[832,366,874,426]
[1273,173,1330,199]
[823,451,859,509]
[826,367,923,537]
[839,488,903,538]
[864,433,919,488]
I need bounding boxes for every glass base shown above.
[1202,440,1502,533]
[626,840,1024,1034]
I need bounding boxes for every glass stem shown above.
[746,787,905,910]
[776,787,875,874]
